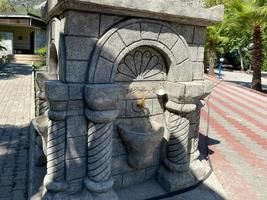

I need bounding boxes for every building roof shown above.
[0,13,45,28]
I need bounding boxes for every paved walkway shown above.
[0,63,34,200]
[201,76,267,200]
[215,69,267,91]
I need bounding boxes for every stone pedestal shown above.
[31,1,224,199]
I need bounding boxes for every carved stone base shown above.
[157,159,210,192]
[91,189,119,200]
[42,188,92,200]
[157,166,195,192]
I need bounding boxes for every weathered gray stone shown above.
[65,36,97,60]
[118,23,141,46]
[68,84,84,100]
[141,22,161,40]
[158,26,179,49]
[45,81,68,100]
[65,11,100,37]
[193,26,207,45]
[100,32,126,62]
[100,15,124,37]
[122,169,146,186]
[193,62,204,80]
[65,61,88,83]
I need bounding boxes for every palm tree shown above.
[204,25,229,75]
[227,0,267,91]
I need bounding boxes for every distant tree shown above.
[227,0,267,91]
[204,25,229,75]
[0,0,15,12]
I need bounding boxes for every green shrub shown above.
[37,46,47,62]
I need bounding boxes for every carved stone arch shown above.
[88,19,193,84]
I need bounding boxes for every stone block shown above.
[118,23,141,46]
[65,11,100,37]
[165,82,185,101]
[66,116,87,138]
[45,81,68,100]
[65,36,97,60]
[67,100,84,110]
[100,32,126,62]
[66,136,87,159]
[197,45,205,62]
[112,174,123,189]
[141,22,161,40]
[171,39,190,65]
[184,82,205,102]
[193,26,206,45]
[111,156,132,175]
[68,84,84,100]
[145,166,158,180]
[93,57,114,83]
[85,84,120,110]
[152,98,164,115]
[49,100,68,111]
[100,14,124,36]
[158,26,179,49]
[118,100,126,118]
[192,62,204,80]
[177,25,194,44]
[122,169,146,186]
[188,44,198,61]
[66,157,87,180]
[168,59,193,82]
[112,138,127,156]
[66,60,88,83]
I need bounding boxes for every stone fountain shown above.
[30,0,224,199]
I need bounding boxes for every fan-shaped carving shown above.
[115,47,167,82]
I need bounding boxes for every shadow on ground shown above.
[0,124,29,199]
[0,63,32,80]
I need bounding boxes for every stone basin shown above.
[118,119,164,169]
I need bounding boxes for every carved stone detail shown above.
[44,119,68,192]
[115,48,166,82]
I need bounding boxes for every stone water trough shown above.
[30,0,224,199]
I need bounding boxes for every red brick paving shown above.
[201,77,267,200]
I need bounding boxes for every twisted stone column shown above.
[43,81,69,193]
[84,84,119,200]
[158,102,196,192]
[164,112,191,172]
[44,116,68,192]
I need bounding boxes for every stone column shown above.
[158,103,196,192]
[84,84,120,200]
[188,100,207,179]
[43,81,69,193]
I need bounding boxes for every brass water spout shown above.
[137,94,145,108]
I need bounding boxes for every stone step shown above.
[12,54,41,64]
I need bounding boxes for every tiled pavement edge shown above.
[201,76,267,200]
[0,63,34,200]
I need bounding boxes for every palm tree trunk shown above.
[208,48,216,76]
[238,48,244,71]
[251,25,263,91]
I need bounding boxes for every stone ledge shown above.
[43,0,224,26]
